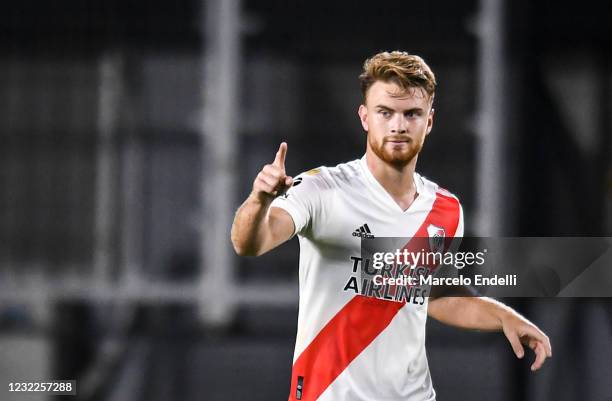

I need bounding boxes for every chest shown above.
[312,188,436,252]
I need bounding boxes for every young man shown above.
[231,51,551,401]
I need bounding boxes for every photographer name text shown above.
[373,274,517,287]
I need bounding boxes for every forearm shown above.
[231,194,273,256]
[428,296,518,331]
[429,295,552,370]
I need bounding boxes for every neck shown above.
[365,147,418,199]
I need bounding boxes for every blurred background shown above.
[0,0,611,400]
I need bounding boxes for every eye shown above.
[379,110,391,118]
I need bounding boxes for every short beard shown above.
[369,135,422,168]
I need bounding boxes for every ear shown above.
[358,104,369,132]
[426,107,435,135]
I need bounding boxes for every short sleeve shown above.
[455,203,464,238]
[446,201,464,255]
[270,169,327,236]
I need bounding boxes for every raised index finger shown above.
[273,142,288,169]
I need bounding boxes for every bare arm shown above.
[428,296,552,371]
[231,142,296,256]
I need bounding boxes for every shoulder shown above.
[293,159,362,190]
[418,173,462,205]
[418,174,464,236]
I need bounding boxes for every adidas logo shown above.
[352,223,375,239]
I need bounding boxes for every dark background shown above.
[0,1,611,400]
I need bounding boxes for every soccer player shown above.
[231,51,552,401]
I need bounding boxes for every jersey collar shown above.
[359,154,426,213]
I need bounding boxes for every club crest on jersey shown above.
[427,224,446,253]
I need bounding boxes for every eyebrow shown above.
[374,104,424,113]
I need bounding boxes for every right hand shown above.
[251,142,294,201]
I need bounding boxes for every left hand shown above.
[501,312,552,371]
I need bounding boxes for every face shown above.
[358,81,434,168]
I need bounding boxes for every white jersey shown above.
[271,155,463,401]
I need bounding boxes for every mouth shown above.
[385,138,411,144]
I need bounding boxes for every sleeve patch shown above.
[305,168,321,176]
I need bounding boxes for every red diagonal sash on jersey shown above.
[288,191,460,401]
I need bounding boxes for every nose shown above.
[390,114,407,134]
